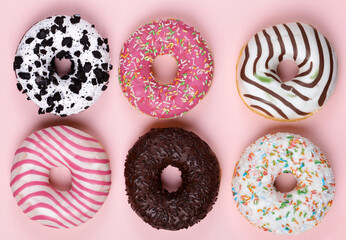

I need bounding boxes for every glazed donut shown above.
[124,128,220,230]
[10,125,111,228]
[119,19,213,119]
[232,133,335,234]
[14,14,112,116]
[237,22,337,121]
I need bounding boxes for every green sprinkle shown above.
[131,76,135,80]
[314,160,321,164]
[297,186,308,195]
[145,85,149,90]
[145,42,149,45]
[287,93,297,98]
[169,31,175,35]
[254,73,272,83]
[280,200,289,209]
[198,93,203,97]
[136,36,141,39]
[181,81,185,85]
[168,27,173,32]
[310,69,319,79]
[194,76,199,80]
[286,211,290,217]
[192,32,196,35]
[276,217,282,221]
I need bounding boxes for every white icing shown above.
[237,23,337,120]
[232,133,335,234]
[14,15,111,116]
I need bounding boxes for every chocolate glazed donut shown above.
[124,128,220,230]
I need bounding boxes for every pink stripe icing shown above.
[10,125,111,228]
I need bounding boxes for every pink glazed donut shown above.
[10,125,111,228]
[119,19,213,118]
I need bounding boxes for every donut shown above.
[10,125,111,228]
[119,19,213,119]
[237,22,337,121]
[124,128,220,230]
[232,133,335,234]
[14,14,112,116]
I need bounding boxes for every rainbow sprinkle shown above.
[118,19,213,118]
[232,133,335,235]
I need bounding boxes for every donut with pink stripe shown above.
[119,18,213,118]
[10,125,111,228]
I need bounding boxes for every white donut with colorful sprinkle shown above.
[10,125,111,228]
[119,18,213,119]
[232,133,335,234]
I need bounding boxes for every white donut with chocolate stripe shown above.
[14,15,112,116]
[237,23,337,121]
[10,125,111,228]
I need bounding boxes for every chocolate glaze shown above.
[124,128,220,230]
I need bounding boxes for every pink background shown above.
[1,0,346,239]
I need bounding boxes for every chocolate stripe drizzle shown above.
[264,72,281,83]
[245,94,288,119]
[292,28,324,88]
[296,62,313,77]
[273,26,286,62]
[263,30,273,69]
[250,105,274,117]
[318,37,334,106]
[253,34,262,74]
[240,46,309,116]
[283,24,298,61]
[297,23,311,68]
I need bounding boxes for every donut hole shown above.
[274,172,297,193]
[277,60,299,82]
[49,166,72,191]
[152,55,178,85]
[160,165,182,193]
[54,57,73,77]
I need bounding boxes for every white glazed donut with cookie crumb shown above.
[14,14,112,116]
